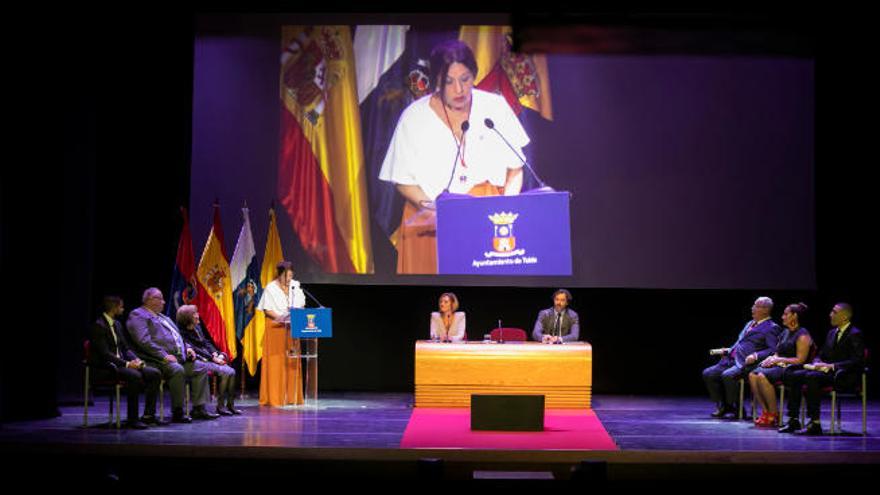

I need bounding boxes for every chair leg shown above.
[862,373,868,436]
[738,379,744,420]
[830,391,837,434]
[83,367,90,428]
[159,380,164,422]
[185,383,190,416]
[778,385,785,427]
[115,384,122,429]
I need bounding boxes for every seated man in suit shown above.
[177,305,241,415]
[779,303,866,435]
[430,292,466,342]
[532,289,580,344]
[703,297,782,419]
[89,295,162,429]
[126,288,219,423]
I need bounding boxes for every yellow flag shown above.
[242,208,285,375]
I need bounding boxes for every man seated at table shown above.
[532,289,580,344]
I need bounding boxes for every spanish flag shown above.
[459,25,554,120]
[196,203,237,360]
[278,25,374,274]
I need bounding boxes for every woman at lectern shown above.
[256,261,304,407]
[430,292,466,343]
[378,39,530,274]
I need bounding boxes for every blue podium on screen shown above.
[436,191,572,275]
[290,307,333,338]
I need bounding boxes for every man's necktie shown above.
[555,312,562,337]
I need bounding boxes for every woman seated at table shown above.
[430,292,466,343]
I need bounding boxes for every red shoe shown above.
[754,411,769,425]
[756,413,779,427]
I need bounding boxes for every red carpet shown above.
[400,408,619,450]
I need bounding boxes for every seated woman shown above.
[749,302,813,427]
[430,292,466,343]
[176,305,240,415]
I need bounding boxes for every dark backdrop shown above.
[2,9,873,421]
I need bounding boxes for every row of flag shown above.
[278,24,553,271]
[166,204,284,376]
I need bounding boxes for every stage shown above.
[2,393,878,483]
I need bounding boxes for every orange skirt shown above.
[259,320,303,406]
[396,182,501,274]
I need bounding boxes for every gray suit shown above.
[126,307,210,411]
[532,308,580,342]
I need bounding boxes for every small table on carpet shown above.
[414,341,592,409]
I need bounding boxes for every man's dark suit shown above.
[532,308,580,342]
[89,316,160,422]
[783,325,865,421]
[703,319,782,409]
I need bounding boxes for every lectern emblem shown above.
[488,212,518,253]
[306,314,317,329]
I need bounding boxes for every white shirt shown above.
[378,89,530,201]
[257,279,306,321]
[430,311,466,342]
[103,312,120,358]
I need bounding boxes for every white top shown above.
[257,279,306,321]
[430,311,467,342]
[378,89,530,201]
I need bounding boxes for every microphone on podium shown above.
[484,118,554,193]
[443,120,470,194]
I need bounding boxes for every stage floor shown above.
[3,393,879,452]
[4,393,880,485]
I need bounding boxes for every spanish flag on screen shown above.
[459,25,554,120]
[196,203,237,360]
[278,26,373,274]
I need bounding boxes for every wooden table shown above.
[414,341,592,409]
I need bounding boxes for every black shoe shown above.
[227,405,243,415]
[712,406,728,418]
[140,415,170,426]
[795,420,822,436]
[126,420,149,430]
[710,405,733,418]
[778,418,802,433]
[216,406,234,416]
[191,407,220,420]
[172,409,193,423]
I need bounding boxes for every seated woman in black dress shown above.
[749,302,812,427]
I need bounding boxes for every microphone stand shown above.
[483,118,554,193]
[442,120,470,194]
